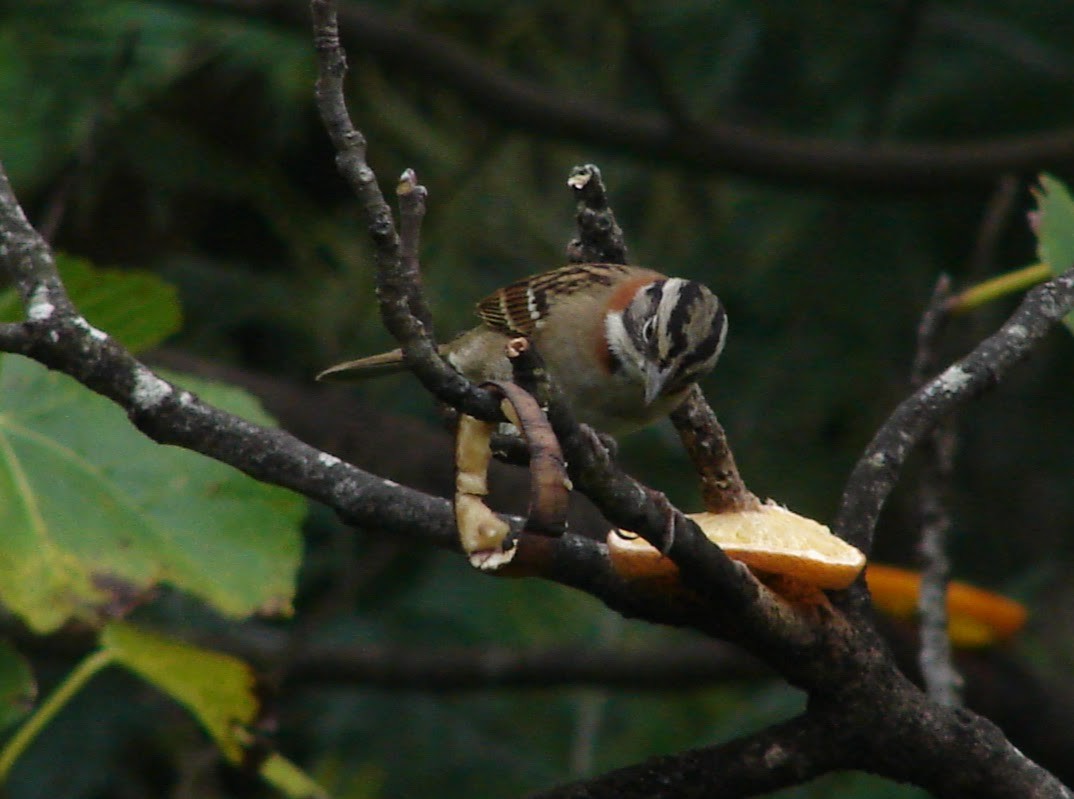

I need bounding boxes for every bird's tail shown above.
[316,349,411,381]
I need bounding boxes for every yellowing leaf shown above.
[0,356,304,632]
[101,624,327,797]
[101,622,257,762]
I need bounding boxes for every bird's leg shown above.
[571,422,617,463]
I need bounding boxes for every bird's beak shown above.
[643,362,672,405]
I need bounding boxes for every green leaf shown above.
[102,623,327,797]
[0,355,305,633]
[1036,174,1074,275]
[0,641,35,733]
[1033,173,1074,334]
[101,623,257,762]
[0,254,181,353]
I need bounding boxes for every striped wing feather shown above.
[476,263,634,336]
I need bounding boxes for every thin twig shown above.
[968,174,1021,279]
[309,0,502,422]
[397,168,435,331]
[910,275,962,706]
[670,385,759,513]
[912,176,1020,705]
[563,164,753,514]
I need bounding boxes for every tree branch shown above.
[669,385,759,513]
[310,0,502,423]
[0,157,797,662]
[301,5,1074,793]
[530,711,844,799]
[0,161,465,551]
[171,0,1074,191]
[309,1,815,671]
[834,266,1074,555]
[226,635,767,691]
[2,2,1072,792]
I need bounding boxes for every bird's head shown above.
[607,277,728,404]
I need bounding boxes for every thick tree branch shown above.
[171,0,1074,191]
[834,266,1074,555]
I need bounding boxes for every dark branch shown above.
[173,0,1074,191]
[0,160,464,549]
[222,634,767,691]
[968,175,1022,278]
[529,711,846,799]
[308,2,812,674]
[397,168,435,331]
[834,266,1074,554]
[669,385,759,513]
[309,0,502,423]
[3,2,1073,792]
[0,159,815,660]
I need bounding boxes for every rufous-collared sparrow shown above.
[318,263,727,436]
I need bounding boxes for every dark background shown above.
[4,1,1074,797]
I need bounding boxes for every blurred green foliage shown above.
[2,0,1074,796]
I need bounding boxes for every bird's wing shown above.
[475,263,638,336]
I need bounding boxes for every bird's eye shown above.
[641,318,656,343]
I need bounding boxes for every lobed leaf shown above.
[0,356,305,633]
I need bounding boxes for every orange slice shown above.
[866,564,1027,647]
[608,505,866,590]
